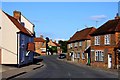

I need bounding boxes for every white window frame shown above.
[70,43,72,48]
[82,53,85,59]
[77,52,80,58]
[95,50,104,61]
[104,34,110,45]
[95,36,100,45]
[79,41,82,46]
[74,42,78,47]
[68,44,70,48]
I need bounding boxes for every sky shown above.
[1,2,119,41]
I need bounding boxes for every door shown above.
[108,54,112,68]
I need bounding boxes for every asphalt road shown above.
[14,55,118,79]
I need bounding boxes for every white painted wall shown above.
[21,15,34,34]
[0,10,19,64]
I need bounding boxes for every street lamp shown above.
[46,37,49,55]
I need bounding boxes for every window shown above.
[82,53,85,59]
[70,43,72,48]
[95,50,104,61]
[95,36,100,45]
[42,42,44,47]
[77,53,80,58]
[21,35,25,48]
[74,42,78,47]
[21,51,25,62]
[104,34,110,45]
[79,42,82,46]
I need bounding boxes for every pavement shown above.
[1,57,44,80]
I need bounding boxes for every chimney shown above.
[40,35,43,38]
[115,13,120,19]
[54,40,56,43]
[13,10,21,21]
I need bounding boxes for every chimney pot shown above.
[40,35,43,38]
[115,13,120,19]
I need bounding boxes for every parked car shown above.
[58,53,66,59]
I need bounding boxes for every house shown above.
[48,39,61,55]
[34,35,46,55]
[0,10,35,67]
[67,27,96,65]
[90,14,120,69]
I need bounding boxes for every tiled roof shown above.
[68,27,96,43]
[4,12,32,36]
[34,37,45,42]
[53,42,60,47]
[91,19,120,36]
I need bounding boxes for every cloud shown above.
[90,15,107,21]
[31,20,41,23]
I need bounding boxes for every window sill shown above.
[94,44,100,46]
[104,44,110,46]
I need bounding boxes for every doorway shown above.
[108,54,112,68]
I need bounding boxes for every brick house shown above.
[67,27,96,65]
[48,39,61,55]
[34,35,46,55]
[90,15,120,69]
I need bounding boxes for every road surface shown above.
[14,55,118,79]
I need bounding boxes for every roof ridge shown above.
[4,11,32,36]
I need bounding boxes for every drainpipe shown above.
[17,33,20,68]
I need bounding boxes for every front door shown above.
[108,54,112,68]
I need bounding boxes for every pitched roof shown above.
[53,42,60,47]
[91,19,120,36]
[68,27,96,43]
[34,37,45,42]
[4,11,32,36]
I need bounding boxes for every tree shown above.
[58,40,67,53]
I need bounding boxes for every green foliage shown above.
[49,46,57,53]
[58,40,67,53]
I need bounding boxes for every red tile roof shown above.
[68,27,96,43]
[34,37,45,42]
[53,42,60,47]
[4,12,32,36]
[91,19,120,36]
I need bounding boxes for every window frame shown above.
[95,36,100,45]
[104,34,110,45]
[95,50,104,61]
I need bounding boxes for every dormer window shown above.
[104,34,110,45]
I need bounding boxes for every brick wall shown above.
[91,33,117,69]
[34,42,46,55]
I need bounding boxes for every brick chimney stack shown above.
[54,40,56,43]
[40,35,43,38]
[13,10,21,21]
[115,13,120,19]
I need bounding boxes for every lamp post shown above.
[46,37,49,55]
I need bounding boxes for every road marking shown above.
[68,72,71,80]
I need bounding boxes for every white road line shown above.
[68,72,71,80]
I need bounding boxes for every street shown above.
[12,55,119,79]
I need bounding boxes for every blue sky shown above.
[2,2,118,41]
